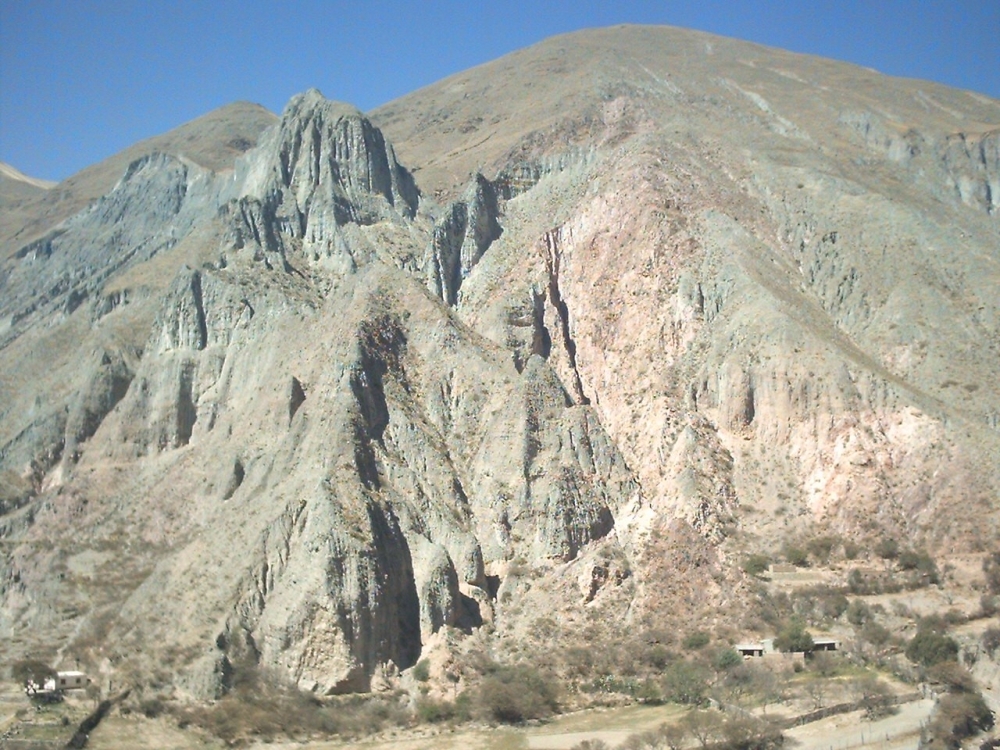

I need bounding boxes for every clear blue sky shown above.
[1,0,997,182]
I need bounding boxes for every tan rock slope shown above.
[1,25,998,697]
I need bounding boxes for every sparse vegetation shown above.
[806,535,838,564]
[875,538,899,560]
[782,542,809,568]
[661,660,710,706]
[682,630,711,650]
[12,658,56,685]
[846,598,871,626]
[774,620,813,653]
[474,662,559,723]
[661,709,783,750]
[905,628,959,667]
[984,553,1000,594]
[172,657,410,744]
[742,553,771,577]
[412,658,430,682]
[923,691,994,749]
[981,625,1000,657]
[415,695,457,723]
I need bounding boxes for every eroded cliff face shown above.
[1,27,999,699]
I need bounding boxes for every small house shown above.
[812,638,839,652]
[56,671,89,690]
[735,641,768,658]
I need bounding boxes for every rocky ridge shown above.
[1,26,998,700]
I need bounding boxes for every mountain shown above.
[0,101,277,254]
[1,24,998,711]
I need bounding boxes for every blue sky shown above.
[1,0,998,182]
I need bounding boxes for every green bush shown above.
[140,698,166,718]
[846,599,871,626]
[982,626,1000,657]
[783,543,809,568]
[683,631,711,651]
[412,659,431,682]
[806,536,838,565]
[635,679,663,704]
[927,661,977,693]
[926,692,994,749]
[774,621,814,653]
[905,630,959,667]
[415,697,455,723]
[638,642,673,670]
[714,647,743,671]
[818,590,849,620]
[897,549,939,583]
[875,538,899,560]
[661,660,710,706]
[859,621,891,648]
[742,554,771,577]
[984,553,1000,595]
[475,664,559,724]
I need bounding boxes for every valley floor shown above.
[78,696,942,750]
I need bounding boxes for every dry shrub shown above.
[473,662,559,724]
[174,665,409,745]
[923,692,994,749]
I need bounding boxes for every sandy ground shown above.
[83,692,940,750]
[254,704,683,750]
[784,699,935,750]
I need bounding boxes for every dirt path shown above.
[784,699,935,750]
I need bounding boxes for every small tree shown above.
[682,631,711,651]
[662,661,710,706]
[660,722,688,750]
[927,661,977,694]
[742,554,771,577]
[12,659,56,686]
[927,692,994,748]
[906,630,959,667]
[804,677,828,710]
[682,710,724,750]
[412,659,431,682]
[981,626,1000,658]
[807,536,838,565]
[783,543,810,568]
[475,664,559,723]
[846,599,871,626]
[750,666,784,715]
[860,620,892,649]
[875,538,899,560]
[713,647,742,672]
[774,621,814,653]
[850,677,894,720]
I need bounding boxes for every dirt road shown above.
[784,699,935,750]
